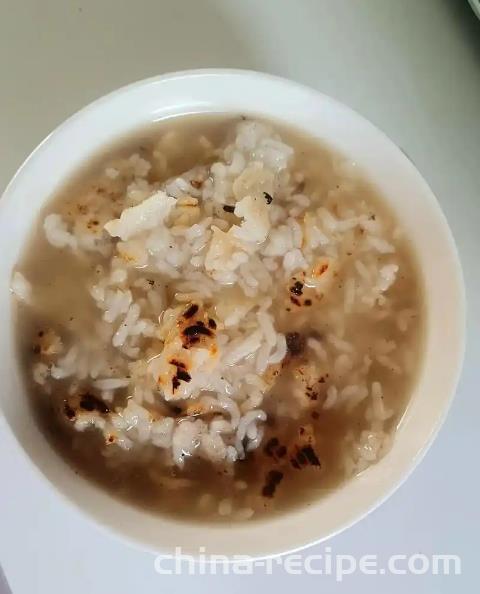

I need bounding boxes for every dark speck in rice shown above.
[263,192,273,205]
[183,303,199,319]
[290,281,304,296]
[262,470,284,498]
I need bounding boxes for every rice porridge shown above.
[12,115,424,521]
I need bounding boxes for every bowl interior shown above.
[0,70,464,558]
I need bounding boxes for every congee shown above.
[12,115,424,521]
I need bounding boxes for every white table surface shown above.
[1,1,479,592]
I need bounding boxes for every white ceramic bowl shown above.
[0,69,465,559]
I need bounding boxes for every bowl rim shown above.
[0,68,466,560]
